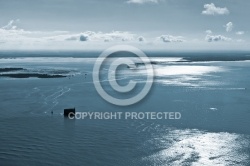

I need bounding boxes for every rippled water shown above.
[0,56,250,165]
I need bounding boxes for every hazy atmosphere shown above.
[0,0,249,50]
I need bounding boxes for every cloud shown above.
[0,20,136,45]
[1,19,20,30]
[236,31,244,35]
[126,0,159,4]
[79,31,135,42]
[79,34,89,41]
[0,20,31,43]
[0,20,68,39]
[205,30,212,34]
[2,19,248,50]
[224,22,233,32]
[158,35,184,43]
[46,31,136,42]
[202,3,229,15]
[205,34,232,42]
[0,20,70,47]
[138,36,145,42]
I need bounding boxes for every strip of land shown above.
[0,68,25,72]
[0,73,66,78]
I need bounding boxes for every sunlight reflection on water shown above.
[141,129,249,165]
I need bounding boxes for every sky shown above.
[0,0,249,51]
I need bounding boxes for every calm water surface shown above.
[0,56,250,165]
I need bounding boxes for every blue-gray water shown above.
[0,53,250,165]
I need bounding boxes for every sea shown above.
[0,50,250,166]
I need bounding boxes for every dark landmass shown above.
[182,55,250,62]
[0,68,25,72]
[0,67,74,78]
[0,73,66,78]
[136,61,158,65]
[127,61,158,68]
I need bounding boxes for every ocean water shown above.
[0,52,250,166]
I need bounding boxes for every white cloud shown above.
[205,30,212,34]
[158,35,184,43]
[205,34,232,42]
[44,31,135,42]
[224,22,233,32]
[126,0,159,4]
[0,20,70,47]
[1,19,248,50]
[80,31,135,42]
[202,3,229,15]
[1,19,20,30]
[236,31,244,35]
[0,20,136,46]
